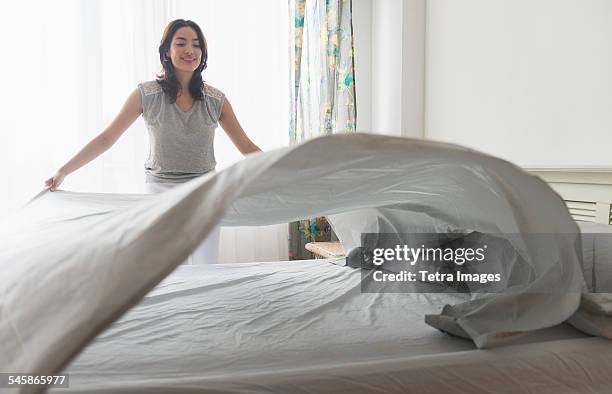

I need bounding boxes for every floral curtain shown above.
[287,0,356,259]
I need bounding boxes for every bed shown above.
[55,166,612,393]
[3,134,612,393]
[56,260,612,393]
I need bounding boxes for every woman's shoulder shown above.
[138,80,163,96]
[201,82,224,101]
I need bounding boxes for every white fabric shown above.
[145,182,220,265]
[0,133,583,377]
[54,261,605,394]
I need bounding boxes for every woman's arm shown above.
[219,99,262,155]
[45,88,143,191]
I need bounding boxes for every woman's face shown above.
[167,26,202,73]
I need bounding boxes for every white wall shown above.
[425,0,612,166]
[371,0,403,135]
[353,0,372,132]
[400,0,426,138]
[355,0,425,137]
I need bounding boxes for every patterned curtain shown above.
[287,0,356,260]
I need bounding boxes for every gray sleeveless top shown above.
[138,80,225,183]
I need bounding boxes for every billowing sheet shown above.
[0,133,583,380]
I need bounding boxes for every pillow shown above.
[576,221,612,292]
[327,205,468,267]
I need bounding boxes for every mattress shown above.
[55,260,612,394]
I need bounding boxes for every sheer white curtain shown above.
[0,0,289,263]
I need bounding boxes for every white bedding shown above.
[56,261,612,394]
[0,133,588,380]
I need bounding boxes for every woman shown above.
[45,19,261,264]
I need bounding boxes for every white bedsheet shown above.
[0,133,585,380]
[55,261,612,394]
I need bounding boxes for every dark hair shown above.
[156,19,208,103]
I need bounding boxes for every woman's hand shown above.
[44,170,66,192]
